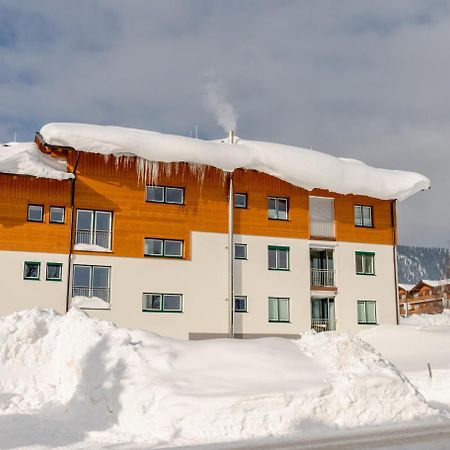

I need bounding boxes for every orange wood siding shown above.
[0,174,72,254]
[69,153,395,260]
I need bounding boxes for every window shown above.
[354,205,373,227]
[72,265,111,303]
[309,196,335,238]
[268,197,288,220]
[357,301,377,324]
[234,193,247,209]
[46,263,62,281]
[49,206,65,224]
[76,210,112,250]
[268,297,290,322]
[268,246,289,270]
[146,185,184,205]
[234,296,247,312]
[142,293,183,312]
[24,261,40,280]
[234,243,247,260]
[27,205,43,222]
[355,251,375,275]
[144,238,183,258]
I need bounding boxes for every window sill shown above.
[144,255,184,259]
[46,279,62,282]
[356,273,376,276]
[269,320,291,323]
[142,310,183,313]
[24,278,40,281]
[268,268,290,271]
[358,322,378,325]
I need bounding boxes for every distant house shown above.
[0,123,431,339]
[399,279,449,316]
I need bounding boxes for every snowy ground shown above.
[0,308,448,449]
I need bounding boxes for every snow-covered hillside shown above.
[397,245,449,284]
[0,308,439,449]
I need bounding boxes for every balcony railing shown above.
[75,230,111,250]
[311,318,336,332]
[72,287,111,302]
[310,220,335,239]
[311,268,335,287]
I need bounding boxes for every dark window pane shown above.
[234,244,247,259]
[145,239,163,255]
[92,267,109,288]
[278,249,289,269]
[165,187,183,204]
[277,198,288,220]
[73,266,91,287]
[146,186,164,202]
[163,295,182,311]
[147,294,162,310]
[355,254,363,273]
[164,240,183,257]
[95,211,111,232]
[77,210,93,231]
[362,207,372,227]
[28,205,43,222]
[24,263,39,279]
[235,297,247,312]
[268,198,277,219]
[47,264,61,280]
[234,193,247,208]
[268,248,277,269]
[50,207,65,223]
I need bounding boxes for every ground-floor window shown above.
[234,296,247,312]
[46,263,62,281]
[72,265,111,303]
[142,293,183,312]
[24,261,40,280]
[357,300,377,324]
[268,297,289,322]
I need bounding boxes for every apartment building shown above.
[0,123,431,339]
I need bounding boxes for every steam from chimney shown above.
[203,79,238,133]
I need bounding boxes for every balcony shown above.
[309,220,335,239]
[75,230,112,250]
[311,318,336,332]
[310,268,335,288]
[72,287,111,303]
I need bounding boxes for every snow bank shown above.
[74,243,112,252]
[71,296,111,310]
[400,310,450,328]
[0,141,73,180]
[0,309,438,447]
[39,123,430,201]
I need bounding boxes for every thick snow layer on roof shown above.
[0,308,439,447]
[0,141,73,180]
[40,123,430,201]
[398,283,415,291]
[421,279,450,287]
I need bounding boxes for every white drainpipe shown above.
[228,130,235,338]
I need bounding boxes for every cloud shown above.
[0,0,448,246]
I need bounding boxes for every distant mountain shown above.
[397,245,449,284]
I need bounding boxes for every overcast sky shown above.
[0,0,448,247]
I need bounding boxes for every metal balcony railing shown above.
[310,268,335,287]
[72,287,111,302]
[75,230,111,250]
[311,318,336,332]
[310,220,335,239]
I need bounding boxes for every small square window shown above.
[145,238,163,256]
[354,205,373,227]
[146,186,165,202]
[268,246,290,270]
[165,187,184,204]
[24,262,40,280]
[234,296,247,312]
[27,205,43,222]
[46,263,62,281]
[49,206,65,224]
[164,240,183,257]
[234,193,247,208]
[234,243,247,259]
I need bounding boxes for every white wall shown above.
[0,250,68,315]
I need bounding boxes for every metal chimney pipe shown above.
[228,129,235,338]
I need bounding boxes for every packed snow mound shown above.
[0,309,438,447]
[40,123,430,201]
[0,141,73,180]
[400,310,450,328]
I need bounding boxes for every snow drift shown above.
[39,122,430,200]
[0,141,73,180]
[0,308,438,447]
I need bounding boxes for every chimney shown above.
[229,130,235,144]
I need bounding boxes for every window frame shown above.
[234,243,248,260]
[268,297,290,323]
[234,193,248,209]
[355,251,375,276]
[75,209,113,250]
[144,238,184,258]
[49,206,66,224]
[27,204,44,222]
[357,300,377,325]
[46,262,63,281]
[145,185,185,205]
[142,293,183,313]
[268,196,289,221]
[234,295,248,312]
[354,205,373,228]
[268,245,290,271]
[72,264,111,304]
[23,261,41,280]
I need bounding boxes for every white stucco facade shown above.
[0,232,398,339]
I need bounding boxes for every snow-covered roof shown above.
[39,123,431,201]
[398,283,415,292]
[0,141,73,180]
[420,279,450,288]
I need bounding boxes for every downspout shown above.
[65,152,81,313]
[228,130,235,338]
[391,200,400,324]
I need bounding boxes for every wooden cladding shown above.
[0,151,396,257]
